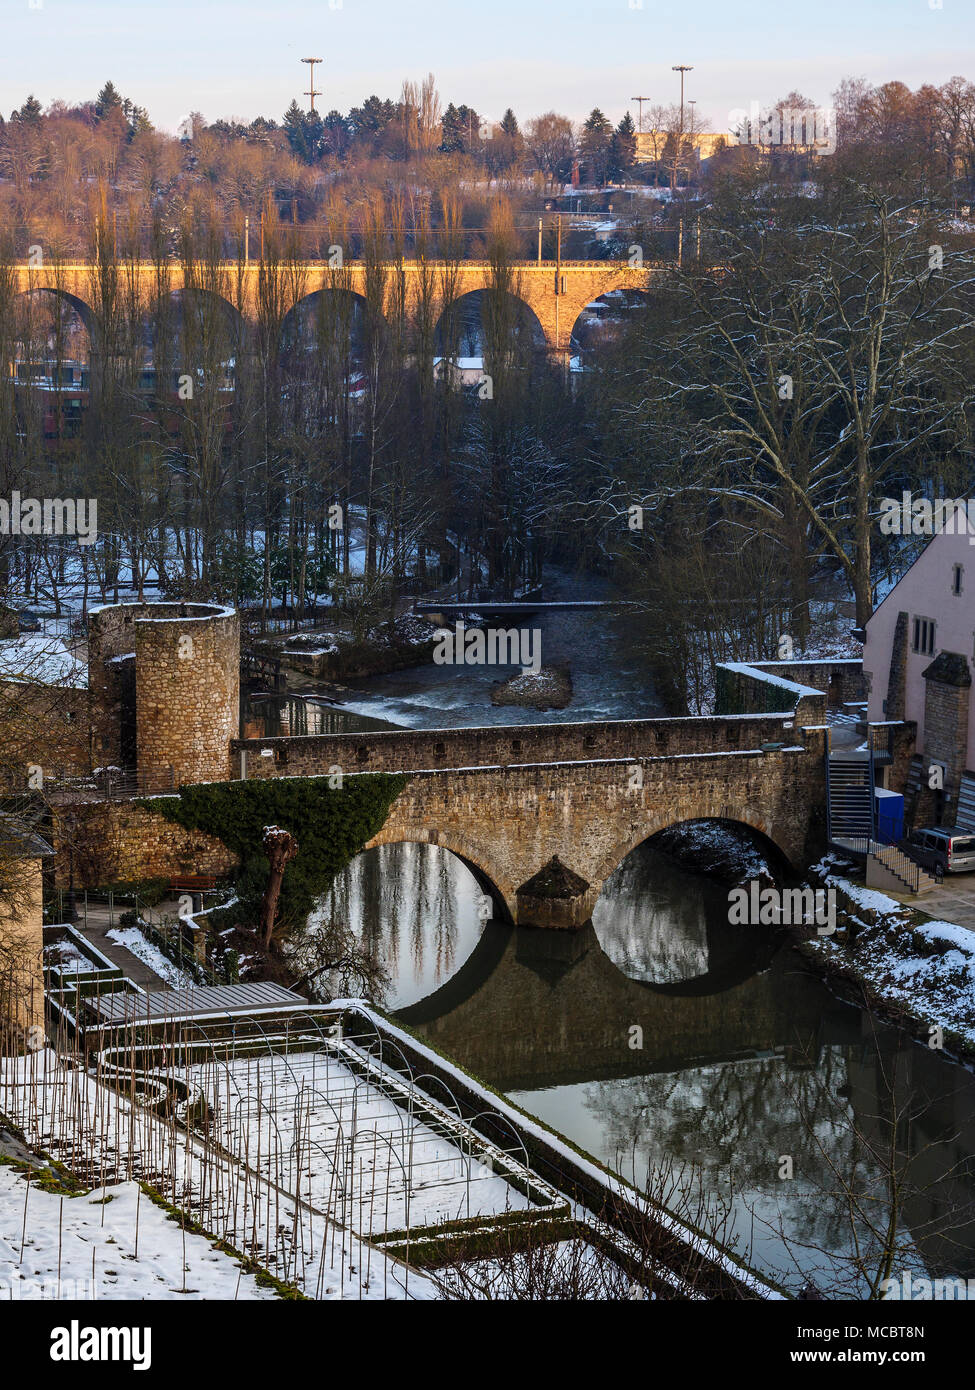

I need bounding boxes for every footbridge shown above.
[233,689,832,930]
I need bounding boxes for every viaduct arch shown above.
[12,260,663,353]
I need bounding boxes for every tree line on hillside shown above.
[1,74,975,714]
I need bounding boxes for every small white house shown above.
[864,500,975,816]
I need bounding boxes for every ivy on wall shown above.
[140,774,406,931]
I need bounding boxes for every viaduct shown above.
[13,259,660,355]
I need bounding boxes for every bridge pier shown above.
[515,856,597,930]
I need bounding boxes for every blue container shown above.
[875,788,904,845]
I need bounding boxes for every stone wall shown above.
[50,799,239,889]
[884,613,909,721]
[922,652,972,810]
[714,660,850,725]
[0,678,91,785]
[233,711,803,779]
[0,857,44,1040]
[746,659,867,707]
[135,606,239,786]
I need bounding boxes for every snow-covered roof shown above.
[0,635,87,688]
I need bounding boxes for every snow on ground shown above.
[809,869,975,1050]
[0,1166,277,1301]
[0,1048,440,1299]
[106,927,189,989]
[191,1050,534,1236]
[0,634,87,687]
[43,942,100,975]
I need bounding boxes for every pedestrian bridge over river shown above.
[232,660,861,928]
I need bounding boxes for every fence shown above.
[47,889,237,986]
[38,766,178,799]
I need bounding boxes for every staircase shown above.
[827,755,874,844]
[866,841,936,897]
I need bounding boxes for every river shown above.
[248,579,975,1296]
[242,568,659,734]
[316,837,975,1297]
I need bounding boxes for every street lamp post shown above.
[671,64,693,191]
[301,58,323,113]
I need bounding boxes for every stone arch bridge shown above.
[13,259,662,354]
[234,707,828,929]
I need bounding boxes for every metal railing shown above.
[35,765,178,799]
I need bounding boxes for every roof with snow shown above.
[0,635,87,688]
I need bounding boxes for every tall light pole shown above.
[631,95,650,133]
[301,57,323,112]
[671,64,693,190]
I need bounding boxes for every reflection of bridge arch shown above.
[398,918,860,1090]
[365,827,514,925]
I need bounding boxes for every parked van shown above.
[904,827,975,875]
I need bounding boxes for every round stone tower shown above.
[89,602,239,788]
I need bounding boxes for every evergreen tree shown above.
[608,112,636,181]
[440,102,464,153]
[282,100,323,163]
[11,94,43,126]
[94,81,123,121]
[579,108,612,185]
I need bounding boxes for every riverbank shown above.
[797,858,975,1063]
[250,613,439,682]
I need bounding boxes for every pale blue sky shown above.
[3,0,974,133]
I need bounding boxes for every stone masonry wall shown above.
[89,603,240,787]
[232,711,805,779]
[367,734,826,922]
[135,606,239,787]
[50,800,239,889]
[923,670,971,807]
[747,659,867,707]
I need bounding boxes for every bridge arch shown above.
[434,287,546,368]
[12,282,98,355]
[594,813,795,891]
[280,286,373,359]
[9,288,96,431]
[14,285,98,343]
[153,285,245,344]
[144,286,245,392]
[568,287,649,361]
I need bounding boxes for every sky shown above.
[3,0,975,134]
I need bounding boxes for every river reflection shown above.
[241,688,395,739]
[316,837,975,1293]
[318,842,486,1010]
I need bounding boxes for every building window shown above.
[953,563,964,596]
[912,616,936,655]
